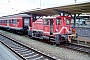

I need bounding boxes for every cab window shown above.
[44,19,49,25]
[56,18,61,25]
[66,18,71,24]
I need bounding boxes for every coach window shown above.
[3,20,4,23]
[5,20,6,23]
[5,20,7,23]
[1,20,3,24]
[3,20,5,23]
[17,19,19,22]
[0,20,1,24]
[56,18,61,25]
[13,19,17,24]
[4,20,5,23]
[0,20,1,23]
[0,20,2,24]
[9,20,11,24]
[6,20,7,23]
[12,20,13,23]
[66,18,71,25]
[2,20,4,23]
[4,20,6,23]
[44,19,49,25]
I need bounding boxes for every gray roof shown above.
[0,14,31,19]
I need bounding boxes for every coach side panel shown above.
[8,18,23,30]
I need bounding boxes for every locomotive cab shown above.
[43,16,72,44]
[55,16,72,35]
[54,16,72,44]
[43,16,72,36]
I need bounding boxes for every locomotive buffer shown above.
[68,26,77,43]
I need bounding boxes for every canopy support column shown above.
[73,14,76,26]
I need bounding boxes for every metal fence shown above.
[76,27,90,37]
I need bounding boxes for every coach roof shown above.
[0,14,30,19]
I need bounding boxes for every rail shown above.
[0,33,57,60]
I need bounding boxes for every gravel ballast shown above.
[0,30,90,60]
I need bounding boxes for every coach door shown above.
[7,20,9,27]
[50,19,53,35]
[23,17,30,30]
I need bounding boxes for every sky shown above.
[0,0,89,16]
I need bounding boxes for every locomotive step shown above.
[50,38,55,42]
[32,36,43,39]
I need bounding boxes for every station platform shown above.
[75,36,90,42]
[0,43,18,60]
[71,36,90,47]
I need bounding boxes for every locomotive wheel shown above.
[55,34,61,44]
[48,38,51,43]
[76,34,78,38]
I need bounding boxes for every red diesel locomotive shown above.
[28,16,72,44]
[0,14,73,44]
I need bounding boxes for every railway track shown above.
[62,43,90,54]
[0,30,90,60]
[0,33,56,60]
[27,34,90,54]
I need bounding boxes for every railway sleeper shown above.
[25,54,40,59]
[17,49,30,52]
[22,52,35,57]
[32,56,44,60]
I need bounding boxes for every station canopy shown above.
[21,2,90,16]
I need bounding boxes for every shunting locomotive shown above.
[28,16,76,44]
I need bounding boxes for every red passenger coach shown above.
[28,16,72,44]
[0,14,32,34]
